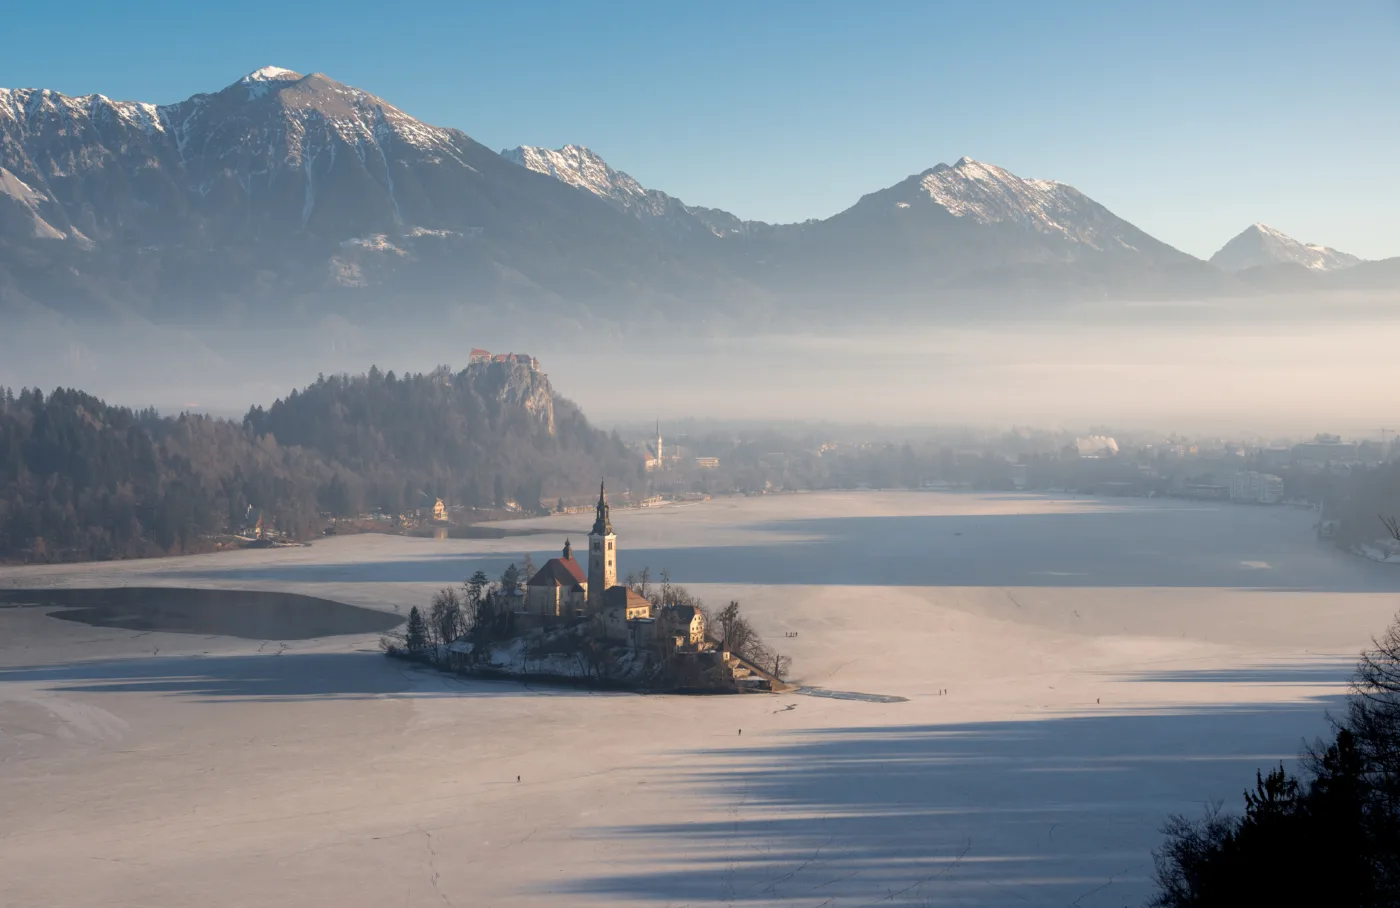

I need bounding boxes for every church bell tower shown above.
[587,480,616,611]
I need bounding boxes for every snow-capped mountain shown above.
[0,67,730,321]
[0,66,473,247]
[5,64,1370,335]
[501,144,767,238]
[1209,223,1361,273]
[832,157,1193,263]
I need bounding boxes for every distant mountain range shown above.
[0,66,1390,335]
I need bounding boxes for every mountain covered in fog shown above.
[1209,223,1361,273]
[0,65,1378,336]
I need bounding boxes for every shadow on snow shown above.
[560,683,1345,905]
[0,651,617,702]
[149,509,1399,593]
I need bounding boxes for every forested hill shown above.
[0,361,640,563]
[243,360,640,516]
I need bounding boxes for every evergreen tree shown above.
[500,563,521,596]
[405,606,428,656]
[464,570,490,632]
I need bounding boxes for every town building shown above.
[241,505,264,538]
[1293,439,1359,468]
[662,604,705,648]
[1230,471,1284,504]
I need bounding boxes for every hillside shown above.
[0,356,641,563]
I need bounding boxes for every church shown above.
[524,482,656,641]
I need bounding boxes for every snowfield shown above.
[2,491,1398,907]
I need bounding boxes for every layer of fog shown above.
[4,294,1398,437]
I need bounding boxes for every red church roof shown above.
[526,556,587,589]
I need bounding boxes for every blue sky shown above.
[3,0,1397,259]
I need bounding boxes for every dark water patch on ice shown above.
[796,686,908,703]
[0,587,401,640]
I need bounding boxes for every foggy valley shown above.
[4,7,1400,908]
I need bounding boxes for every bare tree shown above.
[715,600,761,660]
[429,587,463,652]
[626,566,652,599]
[1346,605,1400,814]
[579,636,614,681]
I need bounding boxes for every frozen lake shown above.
[2,491,1397,907]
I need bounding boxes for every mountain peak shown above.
[230,66,304,100]
[848,157,1188,262]
[1211,223,1360,272]
[237,66,302,85]
[909,159,1079,226]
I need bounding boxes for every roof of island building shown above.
[602,586,653,611]
[526,539,587,589]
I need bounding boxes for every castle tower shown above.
[587,481,616,612]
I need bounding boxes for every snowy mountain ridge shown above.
[502,144,669,217]
[907,157,1141,252]
[1209,223,1361,272]
[501,143,768,238]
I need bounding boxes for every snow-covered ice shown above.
[2,491,1396,906]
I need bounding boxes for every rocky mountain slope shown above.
[1209,223,1361,273]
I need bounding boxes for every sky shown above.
[2,0,1397,260]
